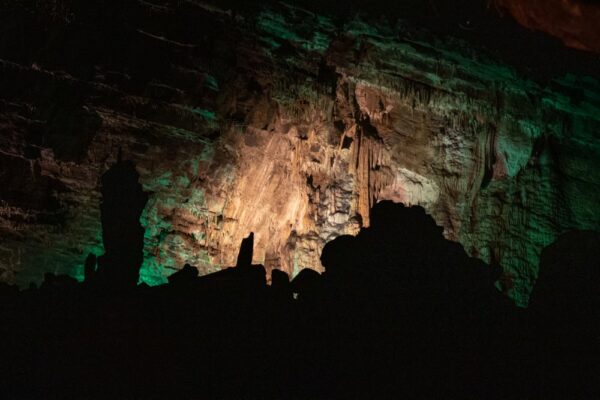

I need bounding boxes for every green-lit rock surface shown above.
[0,1,598,305]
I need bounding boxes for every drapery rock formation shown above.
[0,1,599,305]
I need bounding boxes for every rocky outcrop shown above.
[495,0,600,54]
[0,1,598,305]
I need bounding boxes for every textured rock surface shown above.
[495,0,600,53]
[0,1,599,305]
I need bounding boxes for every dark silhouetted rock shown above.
[271,268,292,301]
[84,253,97,283]
[529,230,600,398]
[95,157,148,290]
[290,268,321,299]
[236,232,254,268]
[168,263,199,286]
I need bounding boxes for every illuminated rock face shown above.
[0,2,599,305]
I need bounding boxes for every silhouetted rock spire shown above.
[96,156,148,290]
[236,232,254,268]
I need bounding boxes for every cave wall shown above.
[494,0,600,54]
[0,1,598,305]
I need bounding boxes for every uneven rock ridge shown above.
[1,1,598,305]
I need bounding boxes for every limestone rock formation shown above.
[0,1,598,305]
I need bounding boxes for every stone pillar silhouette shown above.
[236,232,254,268]
[96,155,148,290]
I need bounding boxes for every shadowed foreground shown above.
[0,167,598,398]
